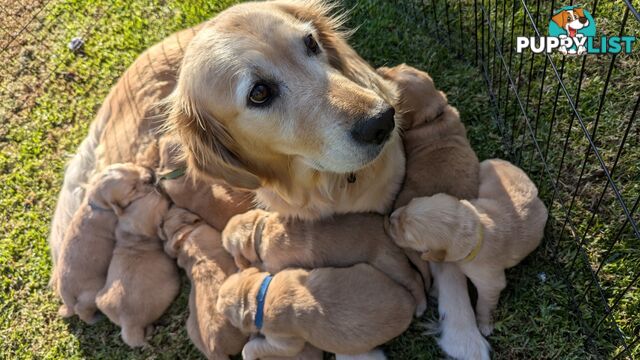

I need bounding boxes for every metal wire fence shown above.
[2,0,639,358]
[400,0,640,357]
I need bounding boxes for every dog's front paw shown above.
[242,346,258,360]
[478,320,495,337]
[438,326,491,360]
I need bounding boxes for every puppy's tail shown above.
[335,349,387,360]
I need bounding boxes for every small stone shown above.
[68,37,84,53]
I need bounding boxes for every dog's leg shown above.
[468,270,506,336]
[431,262,491,360]
[74,291,100,325]
[121,323,148,348]
[241,335,305,360]
[336,348,387,360]
[373,250,427,316]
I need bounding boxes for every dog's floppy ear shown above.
[551,11,568,29]
[166,94,262,190]
[421,249,447,262]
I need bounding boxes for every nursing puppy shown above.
[53,163,154,323]
[157,136,253,231]
[378,64,489,359]
[222,209,427,316]
[389,159,548,335]
[377,64,479,208]
[160,206,247,359]
[217,264,414,359]
[96,185,179,347]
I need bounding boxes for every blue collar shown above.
[255,274,273,330]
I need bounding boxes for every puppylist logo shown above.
[516,5,636,55]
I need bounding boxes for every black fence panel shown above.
[406,0,640,357]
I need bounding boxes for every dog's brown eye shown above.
[304,34,320,56]
[248,83,272,106]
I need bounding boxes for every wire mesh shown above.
[411,0,640,357]
[2,0,639,358]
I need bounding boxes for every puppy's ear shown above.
[551,11,568,29]
[110,202,125,217]
[166,94,262,190]
[233,254,252,270]
[421,249,447,262]
[165,228,190,258]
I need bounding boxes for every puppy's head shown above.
[388,193,479,262]
[118,189,170,238]
[216,267,265,333]
[222,209,269,269]
[167,0,397,190]
[88,163,155,215]
[377,64,448,129]
[160,206,202,258]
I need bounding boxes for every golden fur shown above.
[380,64,490,359]
[54,163,154,323]
[216,264,414,358]
[377,64,479,208]
[165,0,404,220]
[389,159,547,335]
[157,136,254,231]
[222,209,427,316]
[160,206,247,359]
[95,187,179,347]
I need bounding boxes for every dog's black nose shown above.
[579,17,588,24]
[351,107,395,145]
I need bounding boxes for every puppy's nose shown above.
[351,107,395,145]
[579,17,588,24]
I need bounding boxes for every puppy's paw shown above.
[336,348,387,360]
[241,346,258,360]
[121,326,148,348]
[58,304,74,318]
[478,320,494,337]
[415,299,427,317]
[438,326,491,360]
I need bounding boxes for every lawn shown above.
[0,0,637,359]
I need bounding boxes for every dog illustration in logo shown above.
[552,6,590,55]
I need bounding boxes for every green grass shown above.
[0,0,638,358]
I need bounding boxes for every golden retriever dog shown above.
[216,264,414,359]
[95,186,179,347]
[160,206,247,359]
[222,209,427,316]
[53,163,154,324]
[165,0,404,220]
[389,159,547,336]
[379,64,490,359]
[51,1,488,358]
[157,136,254,231]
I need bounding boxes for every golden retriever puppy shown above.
[389,159,548,335]
[157,136,254,231]
[378,64,489,359]
[222,209,427,316]
[160,206,247,359]
[95,187,179,347]
[216,264,414,359]
[166,0,405,220]
[377,63,479,208]
[54,163,154,324]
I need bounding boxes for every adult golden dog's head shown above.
[167,0,396,190]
